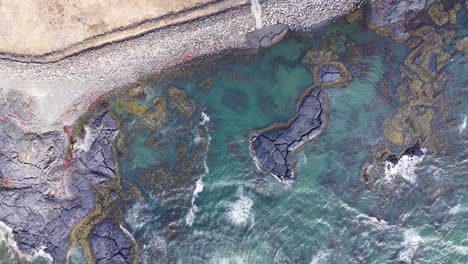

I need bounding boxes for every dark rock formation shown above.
[78,112,119,181]
[250,89,323,182]
[246,24,289,49]
[90,219,132,264]
[369,0,435,27]
[404,146,425,158]
[319,65,342,83]
[385,145,425,167]
[0,92,121,263]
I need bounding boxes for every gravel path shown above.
[0,0,360,132]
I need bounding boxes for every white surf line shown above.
[250,0,263,29]
[459,114,467,135]
[120,225,137,245]
[186,111,211,226]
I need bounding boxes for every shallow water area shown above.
[106,2,468,263]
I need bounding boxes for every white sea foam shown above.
[0,221,53,263]
[200,111,210,125]
[75,126,93,152]
[219,255,246,264]
[310,249,331,264]
[140,235,167,264]
[448,204,468,215]
[454,245,468,255]
[250,0,263,29]
[460,115,467,135]
[384,149,425,184]
[398,229,433,263]
[186,112,211,226]
[125,201,150,231]
[186,160,208,226]
[357,213,389,230]
[120,225,137,245]
[227,188,254,226]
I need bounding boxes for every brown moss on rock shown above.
[455,37,468,55]
[302,50,351,88]
[346,9,363,23]
[197,78,214,92]
[117,98,169,128]
[117,99,146,116]
[128,82,146,97]
[167,86,196,117]
[143,98,169,127]
[301,50,338,66]
[428,3,449,26]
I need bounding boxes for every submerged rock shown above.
[250,89,323,182]
[246,24,289,49]
[90,219,132,264]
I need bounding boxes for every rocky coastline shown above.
[250,88,324,182]
[0,0,445,262]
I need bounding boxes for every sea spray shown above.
[125,200,151,231]
[310,249,332,264]
[460,115,467,135]
[398,229,424,263]
[251,0,263,29]
[0,221,53,263]
[226,188,254,226]
[384,149,426,184]
[186,112,211,226]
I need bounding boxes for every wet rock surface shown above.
[246,24,289,49]
[370,0,434,27]
[0,92,120,263]
[90,219,132,264]
[319,65,342,83]
[250,89,323,182]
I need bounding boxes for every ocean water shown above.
[3,2,467,264]
[113,3,468,263]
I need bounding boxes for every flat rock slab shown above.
[91,219,132,264]
[246,24,289,49]
[0,97,121,262]
[250,88,323,182]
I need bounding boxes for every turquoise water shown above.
[113,5,468,263]
[0,2,466,264]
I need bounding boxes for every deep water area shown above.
[60,1,467,263]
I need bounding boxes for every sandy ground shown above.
[0,0,217,55]
[0,0,361,133]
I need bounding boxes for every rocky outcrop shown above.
[246,24,289,49]
[369,0,434,27]
[78,112,119,180]
[302,50,352,88]
[90,220,132,264]
[0,92,121,263]
[250,89,323,182]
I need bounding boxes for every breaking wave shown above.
[186,112,211,226]
[226,188,254,226]
[0,221,53,263]
[460,115,467,135]
[384,149,426,184]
